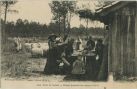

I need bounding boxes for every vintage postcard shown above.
[0,0,137,89]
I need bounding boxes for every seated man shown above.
[58,48,71,75]
[60,39,74,74]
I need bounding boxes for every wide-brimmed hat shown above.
[48,34,57,40]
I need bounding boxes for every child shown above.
[71,53,85,80]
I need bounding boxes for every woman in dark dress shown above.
[95,39,104,78]
[44,42,67,75]
[84,36,96,80]
[44,34,57,74]
[44,46,59,74]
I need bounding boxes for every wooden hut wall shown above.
[108,5,136,77]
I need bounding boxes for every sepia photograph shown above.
[0,0,137,88]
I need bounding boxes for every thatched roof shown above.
[77,9,95,20]
[95,1,137,24]
[77,1,136,22]
[95,1,134,17]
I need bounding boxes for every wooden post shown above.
[108,14,117,80]
[108,23,113,81]
[127,15,131,75]
[0,2,2,86]
[135,5,137,76]
[112,13,117,75]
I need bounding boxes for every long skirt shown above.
[44,48,59,74]
[85,56,97,80]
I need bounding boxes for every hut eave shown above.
[95,1,137,24]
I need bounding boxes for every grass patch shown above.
[1,52,32,78]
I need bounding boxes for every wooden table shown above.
[71,50,96,63]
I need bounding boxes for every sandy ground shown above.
[1,51,66,82]
[1,52,137,89]
[2,47,137,82]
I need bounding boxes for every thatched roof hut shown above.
[78,1,137,79]
[96,1,137,78]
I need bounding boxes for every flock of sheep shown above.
[24,42,49,57]
[11,37,49,58]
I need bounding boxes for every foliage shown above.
[49,1,76,20]
[1,0,17,44]
[77,1,114,20]
[49,1,77,36]
[1,19,105,38]
[1,0,17,23]
[77,9,95,20]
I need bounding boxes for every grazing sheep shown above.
[31,43,44,58]
[39,43,49,57]
[39,43,49,51]
[24,43,41,52]
[24,42,49,57]
[24,43,32,52]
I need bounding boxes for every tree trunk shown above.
[86,18,88,36]
[59,17,61,35]
[4,2,8,24]
[2,1,8,44]
[68,12,72,35]
[63,15,66,36]
[57,13,61,36]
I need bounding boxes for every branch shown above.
[8,9,18,13]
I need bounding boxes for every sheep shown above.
[38,43,49,51]
[24,42,49,58]
[37,43,49,57]
[24,43,32,52]
[24,43,40,52]
[30,43,44,58]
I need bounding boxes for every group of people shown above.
[44,34,105,80]
[44,34,74,75]
[72,36,104,80]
